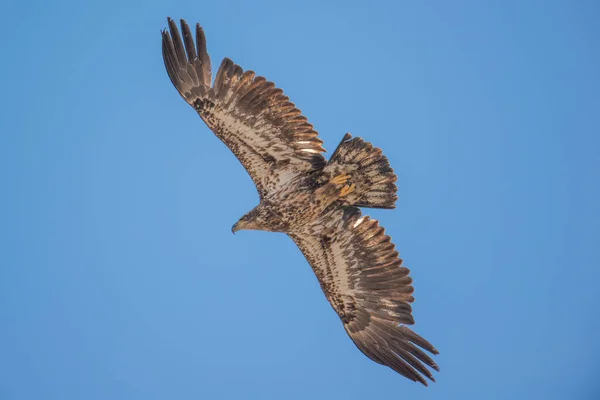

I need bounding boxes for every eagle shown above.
[162,18,439,385]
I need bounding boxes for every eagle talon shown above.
[331,174,351,185]
[339,183,356,197]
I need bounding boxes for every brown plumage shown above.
[162,18,439,385]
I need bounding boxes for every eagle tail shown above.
[325,134,398,209]
[162,18,213,105]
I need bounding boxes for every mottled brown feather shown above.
[290,206,438,385]
[162,19,326,198]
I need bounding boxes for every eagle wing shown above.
[162,18,326,199]
[289,207,439,385]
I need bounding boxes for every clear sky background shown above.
[1,1,599,399]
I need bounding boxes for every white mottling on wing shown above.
[353,216,366,228]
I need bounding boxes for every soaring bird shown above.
[162,18,439,385]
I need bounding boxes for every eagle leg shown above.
[329,174,355,197]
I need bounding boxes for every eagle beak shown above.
[232,217,254,234]
[232,220,245,234]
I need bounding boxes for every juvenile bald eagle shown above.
[162,18,439,385]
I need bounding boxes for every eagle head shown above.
[231,207,268,233]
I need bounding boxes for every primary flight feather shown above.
[162,17,439,385]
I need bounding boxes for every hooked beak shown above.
[232,218,255,234]
[231,220,245,234]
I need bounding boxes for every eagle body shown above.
[231,143,394,234]
[162,18,439,385]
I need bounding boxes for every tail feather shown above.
[324,133,398,209]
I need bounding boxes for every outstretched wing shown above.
[162,18,326,199]
[289,207,439,385]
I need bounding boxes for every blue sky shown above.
[1,1,599,399]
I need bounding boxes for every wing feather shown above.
[163,18,326,198]
[289,207,439,385]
